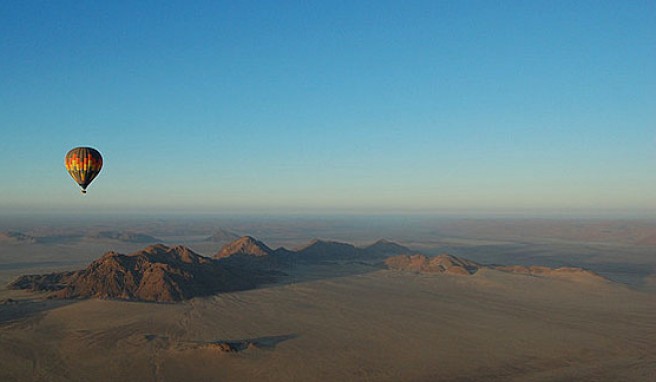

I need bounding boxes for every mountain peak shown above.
[141,243,170,254]
[296,239,358,258]
[215,236,273,259]
[363,239,410,255]
[302,239,355,248]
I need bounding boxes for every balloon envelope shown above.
[65,147,103,193]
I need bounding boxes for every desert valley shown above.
[0,216,654,381]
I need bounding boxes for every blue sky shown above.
[1,1,655,215]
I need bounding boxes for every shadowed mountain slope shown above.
[362,239,411,256]
[296,240,359,260]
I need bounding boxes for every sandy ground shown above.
[1,268,654,382]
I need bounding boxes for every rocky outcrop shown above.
[215,236,273,258]
[384,254,607,282]
[9,244,269,302]
[494,265,608,282]
[385,254,481,275]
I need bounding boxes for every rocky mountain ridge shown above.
[10,244,264,302]
[0,230,161,244]
[215,236,273,258]
[9,235,607,302]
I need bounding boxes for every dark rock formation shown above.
[362,239,411,256]
[295,240,359,260]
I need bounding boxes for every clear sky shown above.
[1,1,655,216]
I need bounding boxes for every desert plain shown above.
[0,215,655,381]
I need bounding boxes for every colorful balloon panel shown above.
[65,147,103,193]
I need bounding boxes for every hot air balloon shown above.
[65,147,103,194]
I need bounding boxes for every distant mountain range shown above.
[0,230,161,244]
[85,231,162,243]
[9,235,607,302]
[0,231,37,244]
